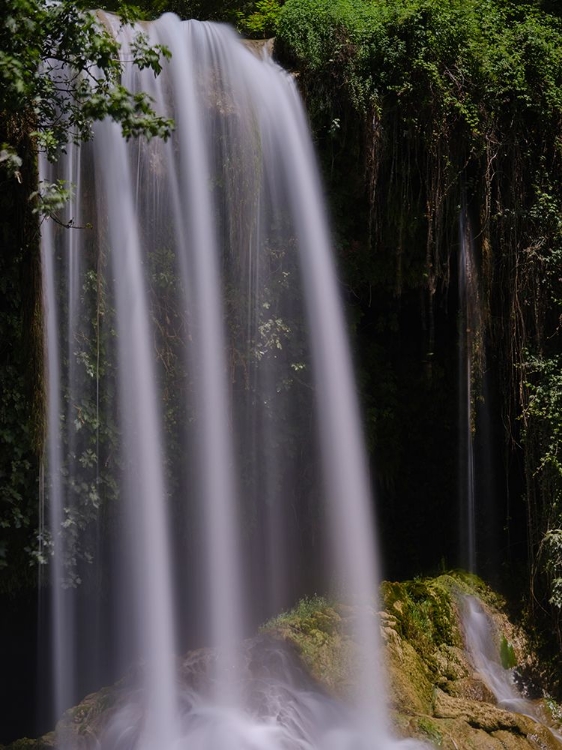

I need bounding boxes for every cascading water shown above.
[41,14,429,750]
[461,596,528,714]
[461,595,562,742]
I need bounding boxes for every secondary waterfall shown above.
[461,595,562,742]
[458,211,479,572]
[461,596,528,713]
[457,210,498,577]
[40,14,427,750]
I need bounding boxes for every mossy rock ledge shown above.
[6,573,562,749]
[380,573,562,749]
[264,573,562,749]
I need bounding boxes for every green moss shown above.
[261,596,356,694]
[543,696,562,728]
[380,571,518,690]
[260,572,496,703]
[5,741,41,750]
[500,636,517,669]
[416,716,443,745]
[261,595,333,631]
[381,576,461,662]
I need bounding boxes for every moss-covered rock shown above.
[262,572,562,748]
[3,737,55,750]
[12,574,562,749]
[259,596,356,695]
[382,574,562,747]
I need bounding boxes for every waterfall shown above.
[458,210,499,577]
[461,596,527,713]
[461,595,562,743]
[458,210,478,572]
[40,14,429,749]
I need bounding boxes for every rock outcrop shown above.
[5,573,562,749]
[266,573,562,748]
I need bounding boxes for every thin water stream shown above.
[458,210,479,573]
[461,595,562,743]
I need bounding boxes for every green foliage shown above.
[261,595,331,630]
[238,0,282,37]
[31,180,73,218]
[0,117,42,593]
[0,0,173,170]
[544,531,562,609]
[0,353,37,582]
[55,264,121,588]
[100,0,256,25]
[108,0,282,37]
[0,0,174,591]
[278,0,562,147]
[278,0,562,593]
[522,354,562,619]
[524,355,562,484]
